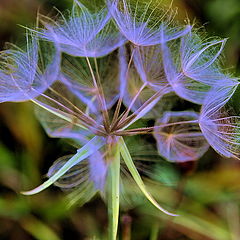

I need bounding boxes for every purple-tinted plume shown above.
[108,0,191,46]
[0,36,60,102]
[161,30,234,104]
[133,45,171,92]
[154,111,209,162]
[199,85,240,159]
[41,3,126,57]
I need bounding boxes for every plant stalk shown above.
[107,141,120,240]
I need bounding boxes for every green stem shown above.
[150,222,160,240]
[108,142,120,240]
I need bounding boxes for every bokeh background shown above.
[0,0,240,239]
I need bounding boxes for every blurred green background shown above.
[0,0,240,239]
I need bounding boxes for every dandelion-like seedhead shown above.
[1,0,240,238]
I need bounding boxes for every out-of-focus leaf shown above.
[151,163,180,187]
[0,197,30,219]
[185,166,240,204]
[172,213,232,240]
[0,102,43,160]
[21,216,61,240]
[0,143,15,168]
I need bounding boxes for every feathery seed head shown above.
[1,0,240,233]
